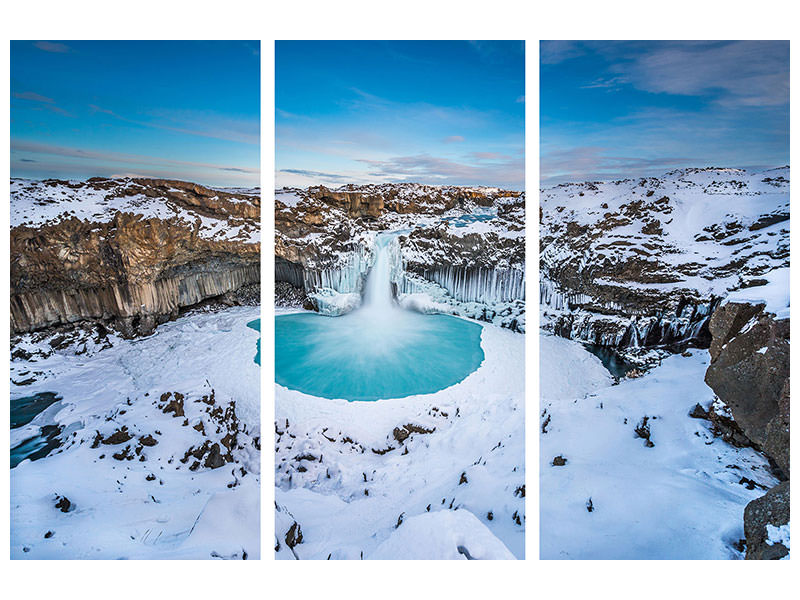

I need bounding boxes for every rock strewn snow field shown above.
[275,313,525,560]
[10,306,261,559]
[541,167,789,297]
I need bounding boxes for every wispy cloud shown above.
[540,41,586,65]
[14,91,55,103]
[13,90,73,117]
[541,146,696,186]
[616,41,789,107]
[89,105,259,145]
[34,41,71,53]
[357,153,524,189]
[580,76,625,90]
[276,42,523,189]
[12,139,257,175]
[469,151,512,161]
[280,169,351,182]
[341,88,497,132]
[541,41,789,184]
[12,41,260,187]
[89,104,115,115]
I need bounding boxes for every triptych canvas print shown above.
[7,39,790,561]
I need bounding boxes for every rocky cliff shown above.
[540,167,789,351]
[705,301,790,477]
[275,183,525,330]
[10,178,260,337]
[703,301,790,559]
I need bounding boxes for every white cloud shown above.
[34,41,71,53]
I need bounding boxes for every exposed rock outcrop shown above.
[10,178,260,337]
[705,301,790,477]
[703,300,790,560]
[743,481,789,560]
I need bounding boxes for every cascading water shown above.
[275,232,485,401]
[360,234,396,316]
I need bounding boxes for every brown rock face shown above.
[302,184,507,220]
[704,302,790,477]
[275,182,524,278]
[743,480,790,560]
[307,187,385,219]
[10,178,260,337]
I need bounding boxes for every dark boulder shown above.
[744,481,790,560]
[704,302,790,477]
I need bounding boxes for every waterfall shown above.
[278,227,525,328]
[361,234,396,315]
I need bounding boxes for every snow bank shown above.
[540,334,612,401]
[724,266,790,319]
[370,510,515,560]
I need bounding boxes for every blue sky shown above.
[11,40,260,187]
[276,41,525,190]
[540,40,789,186]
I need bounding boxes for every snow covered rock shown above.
[10,178,260,337]
[540,167,789,349]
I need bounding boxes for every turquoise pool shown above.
[247,318,261,365]
[275,311,484,402]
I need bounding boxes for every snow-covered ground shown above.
[275,313,525,560]
[10,306,261,559]
[540,167,789,300]
[540,334,777,559]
